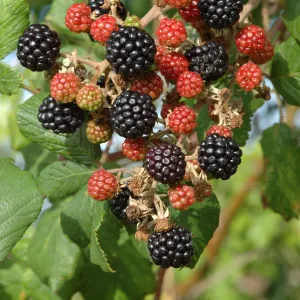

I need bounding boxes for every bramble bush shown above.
[0,0,300,299]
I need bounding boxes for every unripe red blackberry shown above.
[156,18,187,48]
[65,3,92,33]
[236,62,263,92]
[122,138,147,161]
[167,105,197,135]
[17,24,61,72]
[161,102,183,119]
[90,15,119,44]
[143,142,186,185]
[88,169,118,201]
[236,25,267,55]
[185,42,229,81]
[106,26,156,77]
[110,91,157,138]
[155,45,168,66]
[163,0,192,8]
[148,226,194,268]
[251,41,274,64]
[176,71,203,98]
[76,84,103,112]
[198,134,242,180]
[50,73,81,103]
[179,0,202,23]
[198,0,244,29]
[159,52,189,82]
[109,187,133,221]
[206,125,233,138]
[130,72,163,100]
[168,184,196,210]
[88,0,127,20]
[37,95,84,134]
[86,120,112,144]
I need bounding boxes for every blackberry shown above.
[185,42,228,81]
[198,0,244,29]
[110,91,157,138]
[148,227,194,268]
[109,187,132,221]
[88,0,127,20]
[198,133,242,180]
[106,26,156,77]
[37,95,84,134]
[97,75,105,88]
[143,142,186,185]
[17,24,61,72]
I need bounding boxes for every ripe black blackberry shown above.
[17,24,61,72]
[97,75,105,88]
[185,42,228,81]
[110,91,157,138]
[198,0,244,29]
[148,227,194,268]
[198,133,242,180]
[38,96,84,134]
[109,187,132,222]
[106,26,156,77]
[143,142,186,185]
[88,0,127,20]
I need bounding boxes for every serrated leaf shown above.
[196,104,211,141]
[271,37,300,106]
[27,207,82,294]
[261,124,300,220]
[16,93,101,164]
[0,0,29,60]
[90,202,121,273]
[170,194,220,268]
[61,186,94,248]
[0,63,23,95]
[38,161,94,198]
[283,0,300,41]
[0,158,43,262]
[22,143,57,178]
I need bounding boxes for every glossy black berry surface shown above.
[148,227,194,268]
[185,42,228,81]
[198,133,242,180]
[106,26,156,77]
[38,96,84,134]
[109,187,132,221]
[198,0,244,29]
[143,142,186,185]
[88,0,127,20]
[110,91,157,138]
[17,24,61,72]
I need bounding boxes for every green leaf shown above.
[0,63,23,95]
[271,37,300,106]
[16,93,101,164]
[90,202,122,272]
[38,161,94,198]
[196,104,211,141]
[27,207,82,294]
[283,0,300,41]
[0,158,43,262]
[61,185,94,248]
[261,124,300,220]
[0,0,29,60]
[232,89,253,146]
[170,194,220,268]
[22,143,57,178]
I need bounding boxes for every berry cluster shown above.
[17,0,272,269]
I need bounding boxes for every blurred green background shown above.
[1,0,300,299]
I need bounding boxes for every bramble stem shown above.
[140,5,163,28]
[239,0,261,22]
[21,84,40,94]
[154,268,167,300]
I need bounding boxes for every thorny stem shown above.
[21,84,40,94]
[140,5,163,28]
[108,167,134,174]
[154,268,167,300]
